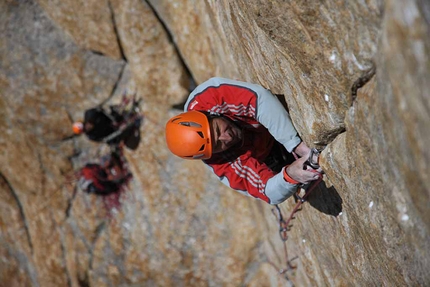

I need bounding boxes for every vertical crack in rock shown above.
[74,221,106,287]
[150,150,167,171]
[144,0,196,87]
[108,0,127,62]
[100,62,127,107]
[36,152,47,195]
[59,228,73,287]
[314,63,376,147]
[65,186,78,219]
[68,222,92,287]
[88,221,106,270]
[0,172,34,254]
[264,236,286,268]
[1,240,40,286]
[103,0,129,107]
[65,108,76,125]
[242,241,265,285]
[351,63,376,105]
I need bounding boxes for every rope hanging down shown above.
[268,158,323,281]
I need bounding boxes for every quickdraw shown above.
[304,148,320,170]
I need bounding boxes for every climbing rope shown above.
[268,151,323,281]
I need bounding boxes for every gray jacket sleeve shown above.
[265,167,299,204]
[250,83,301,152]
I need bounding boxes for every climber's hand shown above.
[293,141,311,158]
[286,156,321,184]
[304,163,323,174]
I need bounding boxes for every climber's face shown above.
[210,117,243,154]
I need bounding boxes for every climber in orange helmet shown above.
[73,97,142,150]
[73,107,120,141]
[166,77,322,205]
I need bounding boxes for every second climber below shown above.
[165,77,322,205]
[73,98,142,150]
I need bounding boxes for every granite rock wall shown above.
[1,0,428,286]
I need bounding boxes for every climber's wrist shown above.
[283,166,300,185]
[293,141,310,158]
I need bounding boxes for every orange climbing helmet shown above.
[72,122,84,135]
[165,111,212,160]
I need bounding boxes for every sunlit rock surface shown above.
[1,0,428,286]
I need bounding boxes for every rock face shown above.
[0,0,428,286]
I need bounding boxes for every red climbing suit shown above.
[78,150,131,195]
[184,77,302,204]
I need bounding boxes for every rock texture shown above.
[1,0,429,286]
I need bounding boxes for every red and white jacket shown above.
[184,77,302,204]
